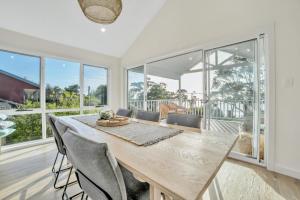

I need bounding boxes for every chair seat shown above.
[120,165,149,200]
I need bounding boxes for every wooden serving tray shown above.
[96,116,129,127]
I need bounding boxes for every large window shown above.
[2,114,42,145]
[45,58,80,109]
[129,51,204,116]
[0,49,110,147]
[84,65,108,106]
[0,50,42,146]
[0,50,40,110]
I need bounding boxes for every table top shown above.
[60,116,238,200]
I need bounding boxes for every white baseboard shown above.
[275,164,300,180]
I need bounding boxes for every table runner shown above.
[72,115,183,146]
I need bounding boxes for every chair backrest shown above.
[166,113,201,128]
[62,129,127,200]
[116,108,132,117]
[47,114,66,155]
[136,110,160,122]
[54,118,79,136]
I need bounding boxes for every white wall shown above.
[121,0,300,178]
[0,28,122,111]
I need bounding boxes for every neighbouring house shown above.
[0,69,39,109]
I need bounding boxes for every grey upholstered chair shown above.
[116,108,133,117]
[62,129,149,200]
[166,113,201,128]
[47,114,76,190]
[136,110,160,122]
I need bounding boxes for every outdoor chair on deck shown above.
[159,103,186,119]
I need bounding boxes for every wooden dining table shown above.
[60,116,238,200]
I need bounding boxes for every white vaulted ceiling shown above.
[0,0,166,57]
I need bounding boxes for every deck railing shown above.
[128,99,263,121]
[128,99,203,116]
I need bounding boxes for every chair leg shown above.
[52,151,59,173]
[62,165,73,199]
[54,154,65,189]
[54,155,77,190]
[80,192,85,200]
[61,166,83,200]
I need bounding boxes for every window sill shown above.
[1,138,54,153]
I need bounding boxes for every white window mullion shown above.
[143,64,147,111]
[40,57,47,139]
[80,64,84,114]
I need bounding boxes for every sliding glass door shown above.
[204,38,265,162]
[125,36,267,164]
[127,51,204,119]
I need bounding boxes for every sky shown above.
[0,51,107,92]
[0,50,40,84]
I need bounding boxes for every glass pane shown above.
[127,66,144,112]
[46,111,80,137]
[146,50,204,117]
[0,50,40,110]
[45,58,80,109]
[1,114,42,146]
[205,40,259,159]
[83,109,100,114]
[83,65,108,106]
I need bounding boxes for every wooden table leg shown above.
[150,185,162,200]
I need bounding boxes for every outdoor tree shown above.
[147,81,175,100]
[85,85,107,106]
[210,65,254,101]
[210,58,255,130]
[128,81,144,100]
[65,84,80,94]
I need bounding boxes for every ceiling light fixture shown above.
[100,27,106,32]
[78,0,122,24]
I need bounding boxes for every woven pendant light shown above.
[78,0,122,24]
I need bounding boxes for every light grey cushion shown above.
[55,118,79,136]
[136,110,160,122]
[62,129,127,200]
[47,114,65,155]
[63,129,149,200]
[116,108,133,117]
[167,113,201,128]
